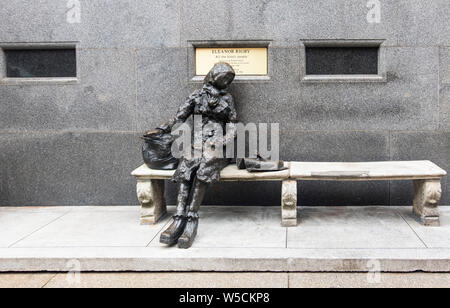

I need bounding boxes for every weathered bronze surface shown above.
[142,129,179,170]
[153,62,237,248]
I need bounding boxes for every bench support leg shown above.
[282,180,297,227]
[413,179,441,226]
[137,179,167,225]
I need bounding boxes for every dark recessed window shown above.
[306,47,378,75]
[4,48,76,78]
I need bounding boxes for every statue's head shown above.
[204,62,235,90]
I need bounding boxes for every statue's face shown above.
[213,72,235,89]
[204,63,235,89]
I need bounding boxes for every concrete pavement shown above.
[1,205,450,272]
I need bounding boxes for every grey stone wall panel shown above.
[0,0,180,48]
[397,0,450,46]
[440,48,450,84]
[1,132,141,206]
[280,130,390,162]
[137,47,195,132]
[440,48,450,130]
[441,86,450,130]
[0,135,9,203]
[390,131,450,205]
[0,48,137,131]
[181,0,399,47]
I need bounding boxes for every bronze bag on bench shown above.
[142,130,179,170]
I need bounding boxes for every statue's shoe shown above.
[177,213,199,249]
[160,215,187,245]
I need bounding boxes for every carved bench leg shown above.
[413,179,442,226]
[137,179,167,225]
[282,180,297,227]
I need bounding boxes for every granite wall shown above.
[0,0,448,206]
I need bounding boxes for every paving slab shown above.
[0,273,56,288]
[0,206,449,272]
[289,272,450,288]
[12,208,170,248]
[44,272,288,288]
[398,207,450,248]
[0,210,69,247]
[0,206,71,213]
[150,206,286,248]
[287,207,425,249]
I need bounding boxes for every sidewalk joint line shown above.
[41,273,58,288]
[397,210,428,248]
[7,211,72,248]
[285,227,288,248]
[146,215,172,247]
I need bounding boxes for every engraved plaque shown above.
[195,47,268,76]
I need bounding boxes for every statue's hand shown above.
[144,128,164,137]
[157,120,173,133]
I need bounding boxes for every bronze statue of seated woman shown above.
[143,62,283,248]
[145,62,238,248]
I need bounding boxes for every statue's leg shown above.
[187,179,208,213]
[178,178,208,249]
[175,181,191,215]
[160,181,191,245]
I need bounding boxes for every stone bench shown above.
[290,161,447,226]
[131,163,294,226]
[132,160,446,227]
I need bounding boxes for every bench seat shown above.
[132,160,446,227]
[132,163,291,181]
[290,161,446,181]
